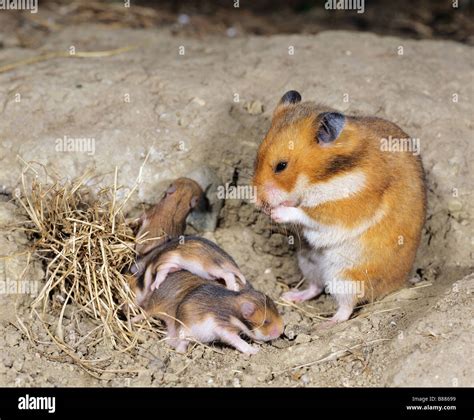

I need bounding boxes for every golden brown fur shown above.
[135,177,203,255]
[253,96,426,310]
[127,270,284,350]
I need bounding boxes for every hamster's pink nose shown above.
[270,325,283,339]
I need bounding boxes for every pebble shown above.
[294,333,312,345]
[300,374,311,384]
[191,97,206,106]
[285,329,296,340]
[226,27,238,38]
[448,199,463,212]
[271,339,291,349]
[177,14,190,25]
[244,100,264,115]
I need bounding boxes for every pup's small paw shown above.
[244,345,260,355]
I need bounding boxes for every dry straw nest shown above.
[15,163,164,376]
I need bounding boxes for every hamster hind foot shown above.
[282,283,323,303]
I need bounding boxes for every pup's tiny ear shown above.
[273,90,301,117]
[316,112,345,144]
[190,195,199,209]
[130,262,139,275]
[165,183,177,195]
[241,301,256,319]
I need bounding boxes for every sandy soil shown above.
[0,21,472,387]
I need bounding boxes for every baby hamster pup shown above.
[129,270,284,354]
[135,177,203,256]
[131,235,247,305]
[140,235,247,293]
[252,90,426,325]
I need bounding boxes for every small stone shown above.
[191,97,206,106]
[300,374,311,384]
[448,200,463,212]
[244,100,264,115]
[271,338,291,349]
[294,334,312,345]
[177,14,190,25]
[285,328,296,340]
[226,27,238,38]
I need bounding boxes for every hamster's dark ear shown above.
[273,90,302,117]
[241,301,256,319]
[280,90,301,106]
[316,112,345,144]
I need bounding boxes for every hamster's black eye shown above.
[264,319,271,325]
[274,161,287,173]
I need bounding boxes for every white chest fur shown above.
[299,206,385,286]
[302,205,385,249]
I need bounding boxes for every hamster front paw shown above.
[270,206,299,223]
